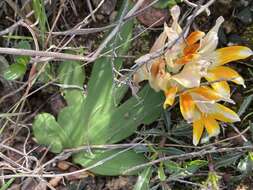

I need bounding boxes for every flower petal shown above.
[172,63,201,88]
[190,86,223,101]
[150,30,167,53]
[183,43,200,56]
[163,86,178,109]
[207,65,245,87]
[186,31,205,46]
[209,81,231,98]
[211,103,241,123]
[203,116,220,137]
[210,46,253,67]
[180,92,200,122]
[199,16,224,54]
[170,5,182,34]
[193,119,204,146]
[175,53,199,64]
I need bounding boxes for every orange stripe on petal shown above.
[186,31,205,45]
[212,46,253,67]
[203,116,220,137]
[190,86,222,101]
[183,43,200,56]
[193,119,204,146]
[180,93,196,122]
[163,86,178,109]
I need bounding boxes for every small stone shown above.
[57,161,71,171]
[49,177,62,187]
[96,14,104,20]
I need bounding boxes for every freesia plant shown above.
[134,5,253,145]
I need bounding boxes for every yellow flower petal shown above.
[180,93,199,122]
[172,63,201,88]
[203,116,220,137]
[205,79,231,98]
[207,66,245,87]
[211,46,253,67]
[186,31,205,45]
[212,103,240,123]
[190,87,223,101]
[163,86,178,109]
[193,119,204,146]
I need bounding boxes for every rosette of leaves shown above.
[33,1,163,176]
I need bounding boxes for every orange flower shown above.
[179,87,240,145]
[133,5,252,145]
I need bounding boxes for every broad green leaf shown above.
[58,60,85,105]
[133,166,152,190]
[57,104,84,143]
[86,85,163,144]
[70,1,135,147]
[33,113,68,153]
[32,1,164,176]
[74,149,147,176]
[58,60,84,88]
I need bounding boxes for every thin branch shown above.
[0,47,87,61]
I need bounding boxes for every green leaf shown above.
[133,166,152,190]
[215,152,243,169]
[158,163,166,181]
[238,94,253,117]
[74,149,147,176]
[32,0,47,44]
[58,60,85,106]
[33,113,68,153]
[237,152,253,173]
[184,160,208,174]
[69,1,135,147]
[85,85,163,145]
[0,178,15,190]
[3,41,31,80]
[164,160,183,174]
[3,63,27,80]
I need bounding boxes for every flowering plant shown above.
[134,5,253,145]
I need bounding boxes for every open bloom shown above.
[173,17,252,98]
[179,87,240,145]
[133,5,252,145]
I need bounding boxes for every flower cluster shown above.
[133,6,253,145]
